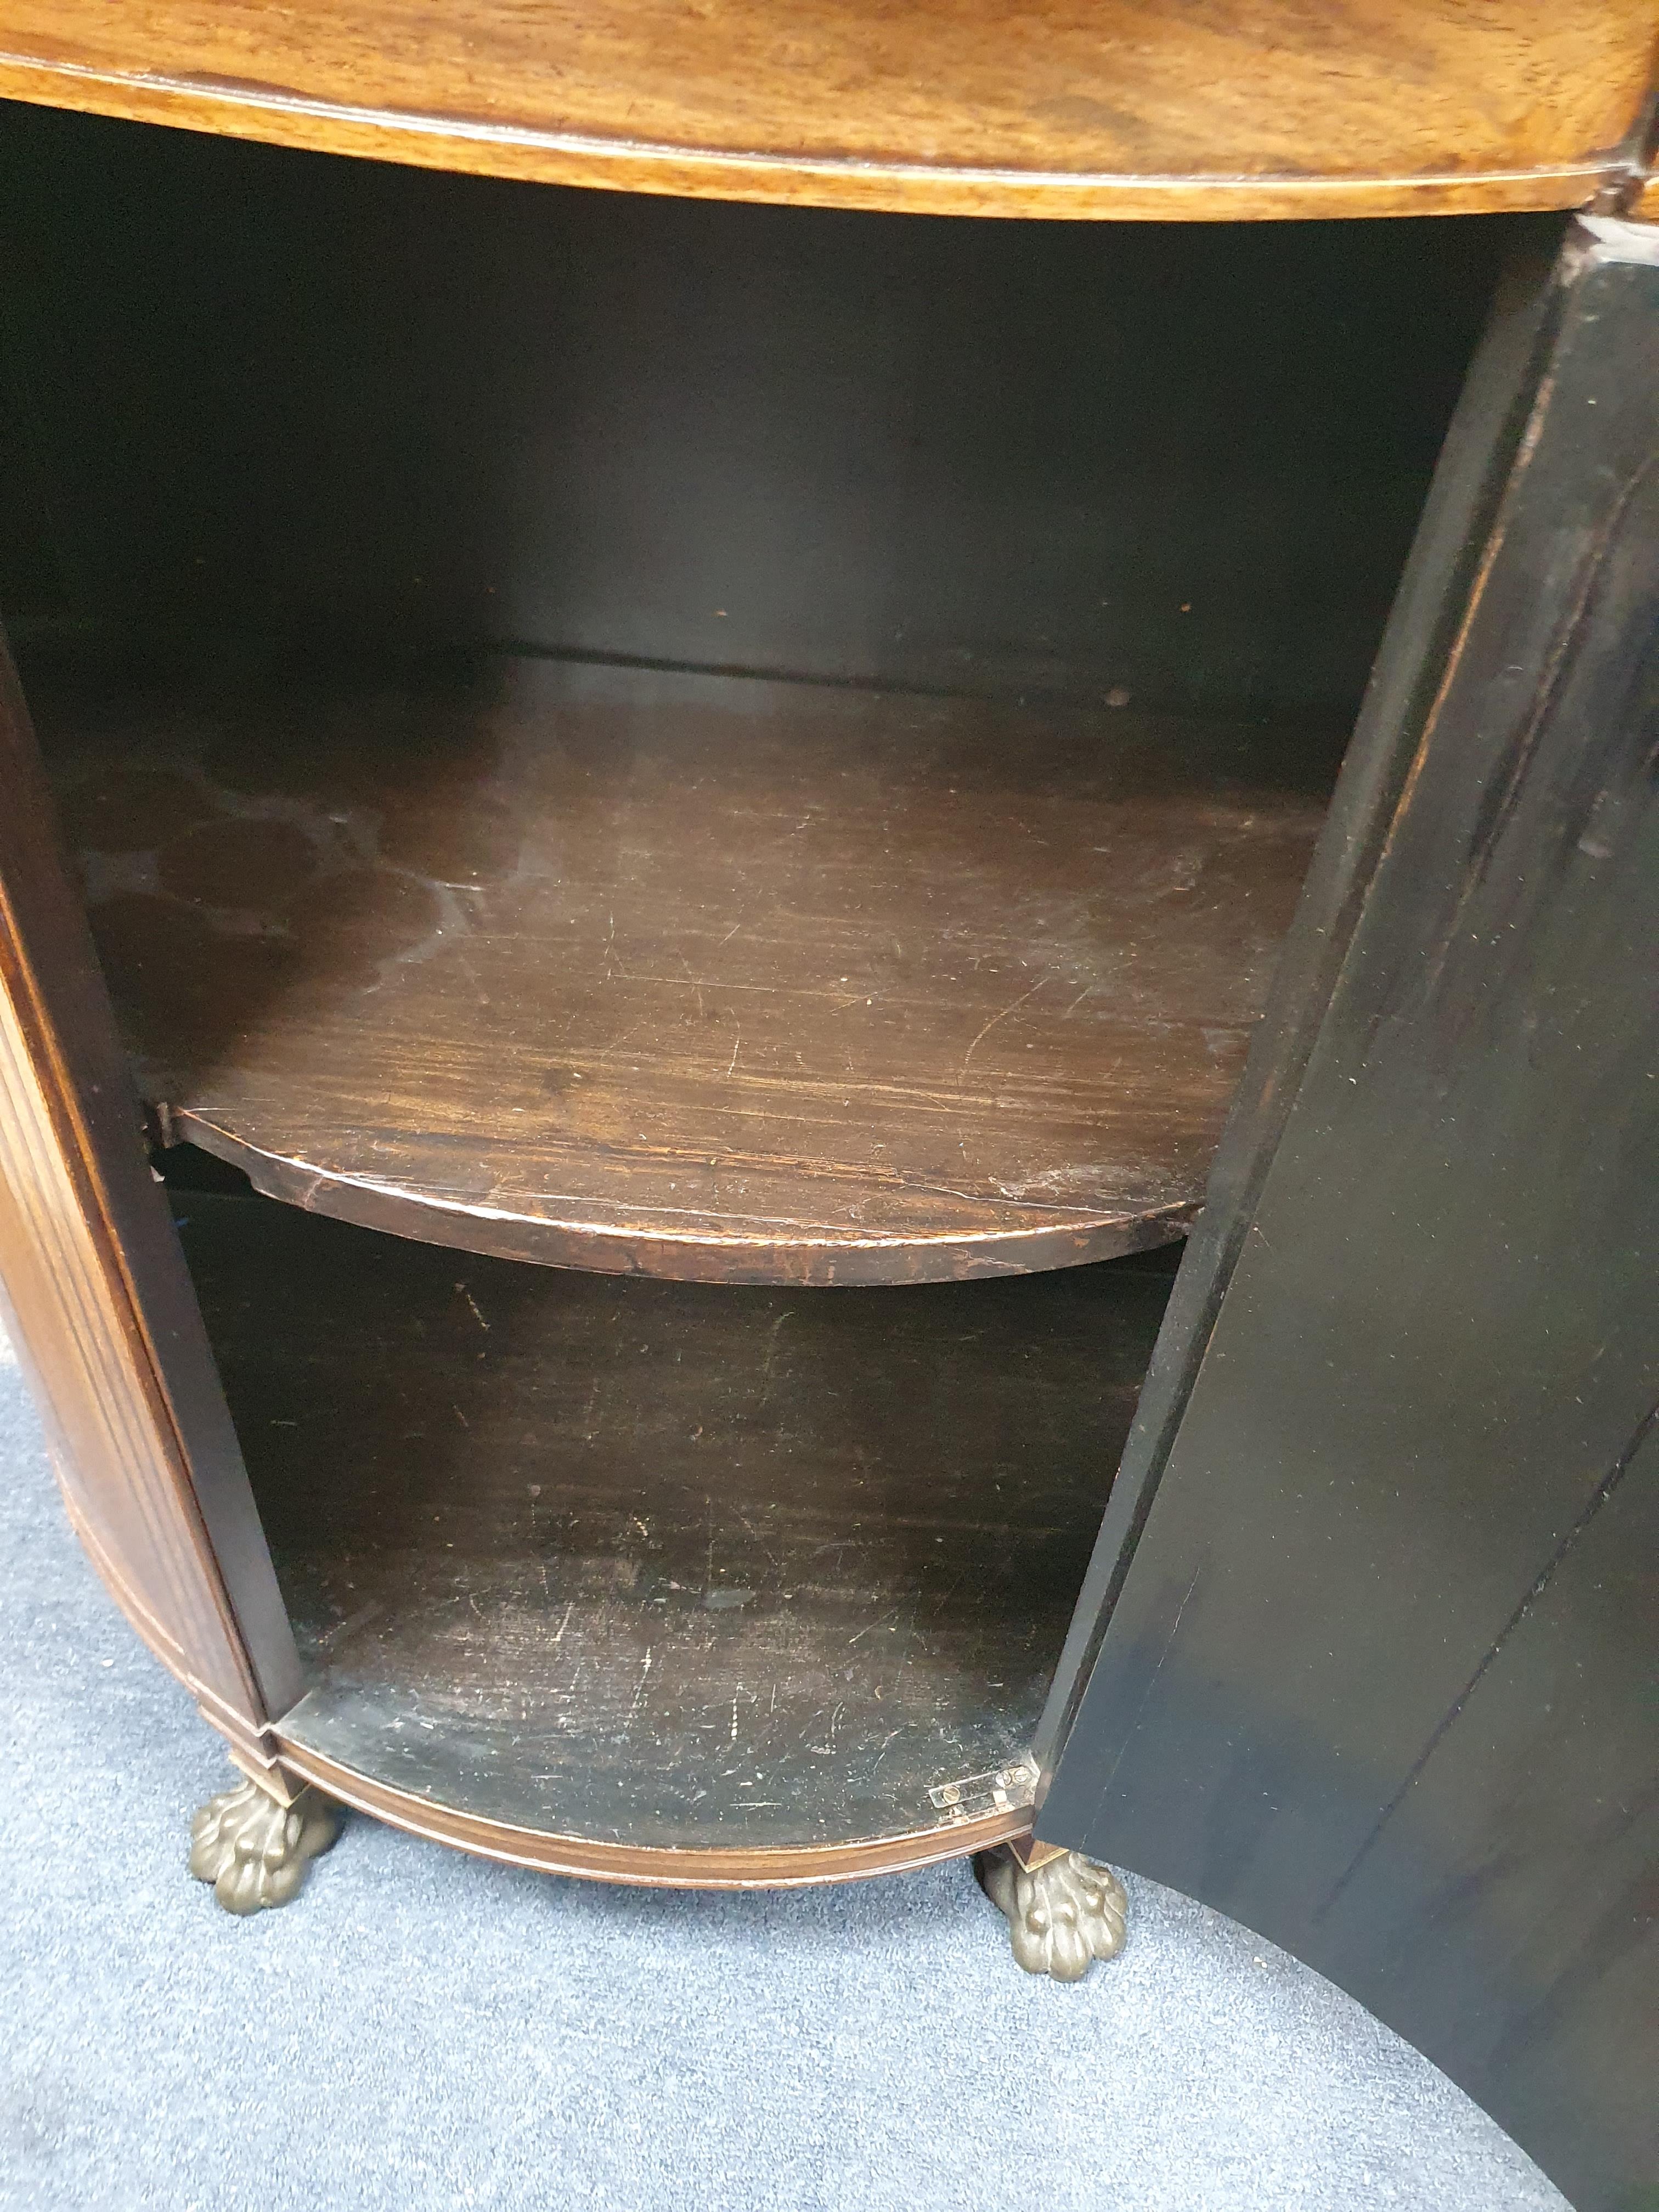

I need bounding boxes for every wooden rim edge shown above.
[273,1735,1031,1886]
[181,1115,1194,1284]
[0,58,1616,220]
[66,1480,1038,1886]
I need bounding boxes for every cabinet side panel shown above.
[0,637,302,1739]
[1040,221,1659,2211]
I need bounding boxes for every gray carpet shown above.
[0,1329,1565,2212]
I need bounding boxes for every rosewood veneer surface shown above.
[0,0,1649,217]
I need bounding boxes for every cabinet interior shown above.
[2,100,1526,1866]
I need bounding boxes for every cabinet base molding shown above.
[189,1769,341,1916]
[977,1846,1128,1981]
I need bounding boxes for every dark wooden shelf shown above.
[177,1193,1172,1876]
[43,653,1338,1284]
[0,2,1647,218]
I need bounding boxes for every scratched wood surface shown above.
[174,1191,1172,1854]
[38,654,1339,1283]
[0,2,1650,217]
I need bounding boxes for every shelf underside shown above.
[46,655,1335,1284]
[178,1195,1170,1869]
[0,3,1649,218]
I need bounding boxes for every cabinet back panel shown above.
[1,102,1532,721]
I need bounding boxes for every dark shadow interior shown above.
[0,98,1539,1849]
[2,101,1527,718]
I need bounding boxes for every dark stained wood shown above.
[1310,1423,1659,2208]
[271,1739,1037,1887]
[0,1,1649,217]
[0,630,303,1757]
[1031,218,1573,1779]
[1,113,1511,731]
[175,1191,1172,1867]
[38,655,1338,1283]
[1038,217,1659,2212]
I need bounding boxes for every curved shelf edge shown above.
[180,1114,1200,1286]
[60,1514,1037,1882]
[274,1735,1032,1888]
[0,60,1619,222]
[71,1486,1041,1886]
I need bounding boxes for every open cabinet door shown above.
[0,642,303,1764]
[1036,216,1659,2212]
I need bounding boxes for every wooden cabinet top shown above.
[1,1,1652,219]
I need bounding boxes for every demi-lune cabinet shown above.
[0,12,1654,2207]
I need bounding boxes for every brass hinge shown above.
[928,1755,1038,1826]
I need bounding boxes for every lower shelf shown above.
[178,1194,1171,1878]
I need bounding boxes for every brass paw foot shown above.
[189,1773,340,1915]
[977,1843,1128,1981]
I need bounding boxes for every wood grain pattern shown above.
[178,1192,1172,1874]
[39,656,1338,1283]
[0,3,1651,219]
[0,636,302,1761]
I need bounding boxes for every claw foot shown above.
[977,1844,1127,1981]
[189,1774,340,1915]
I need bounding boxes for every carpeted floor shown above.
[0,1329,1566,2212]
